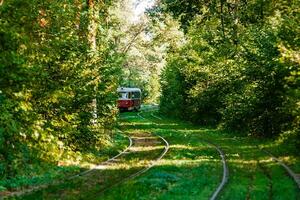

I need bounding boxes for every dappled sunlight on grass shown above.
[129,145,164,152]
[156,158,221,167]
[86,159,153,171]
[97,160,152,170]
[170,144,195,150]
[18,141,164,200]
[130,136,157,139]
[120,121,153,126]
[278,156,299,164]
[256,140,280,148]
[21,109,297,200]
[227,158,274,165]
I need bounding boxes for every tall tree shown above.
[0,0,123,179]
[157,0,299,144]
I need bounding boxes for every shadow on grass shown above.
[9,135,165,199]
[10,110,299,200]
[118,111,300,200]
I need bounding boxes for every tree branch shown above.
[121,24,146,54]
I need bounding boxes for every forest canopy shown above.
[156,0,299,149]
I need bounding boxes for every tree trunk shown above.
[220,0,226,39]
[87,0,100,124]
[233,0,239,46]
[87,0,98,51]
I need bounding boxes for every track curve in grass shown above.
[261,148,300,189]
[97,133,169,195]
[203,140,229,200]
[138,110,229,200]
[68,132,133,179]
[3,132,133,199]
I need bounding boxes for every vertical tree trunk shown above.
[220,0,226,39]
[87,0,98,51]
[233,0,239,46]
[87,0,100,124]
[75,0,82,30]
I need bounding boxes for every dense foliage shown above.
[0,0,123,179]
[158,0,299,148]
[0,0,299,190]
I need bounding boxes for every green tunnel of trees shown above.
[0,0,299,184]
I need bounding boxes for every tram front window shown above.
[119,92,128,99]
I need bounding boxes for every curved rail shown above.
[137,112,146,120]
[97,134,169,194]
[119,115,138,119]
[69,132,133,179]
[138,111,229,200]
[3,131,133,199]
[202,140,229,200]
[261,148,300,189]
[120,135,169,180]
[150,113,162,120]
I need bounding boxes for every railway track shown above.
[68,132,133,180]
[142,108,300,197]
[137,110,229,200]
[96,134,169,196]
[2,132,133,199]
[3,129,169,199]
[6,107,298,199]
[261,148,300,189]
[71,131,169,199]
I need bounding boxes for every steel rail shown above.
[150,113,162,120]
[68,132,133,179]
[96,134,169,195]
[202,139,229,200]
[137,112,146,120]
[261,148,300,189]
[138,110,229,200]
[119,115,139,119]
[116,135,169,181]
[2,131,133,199]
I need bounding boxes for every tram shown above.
[117,87,141,111]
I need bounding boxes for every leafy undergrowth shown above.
[0,132,128,196]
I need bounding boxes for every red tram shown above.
[117,87,141,111]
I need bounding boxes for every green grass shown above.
[1,132,129,197]
[99,110,299,200]
[12,129,165,199]
[5,109,300,199]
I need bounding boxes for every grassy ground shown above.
[1,133,129,197]
[10,130,165,199]
[5,108,300,199]
[101,109,299,200]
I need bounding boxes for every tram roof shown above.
[117,87,141,92]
